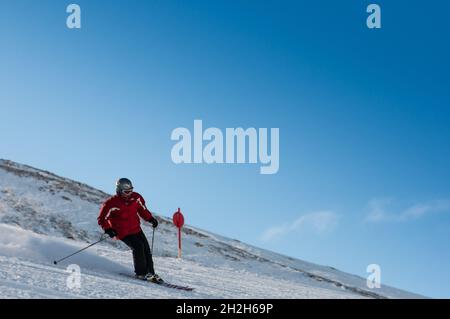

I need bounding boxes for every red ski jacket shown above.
[97,192,154,240]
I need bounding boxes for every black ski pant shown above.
[121,231,155,276]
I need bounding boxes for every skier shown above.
[98,178,162,283]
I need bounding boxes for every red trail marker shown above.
[172,208,185,258]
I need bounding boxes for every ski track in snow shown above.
[0,252,360,299]
[0,225,361,299]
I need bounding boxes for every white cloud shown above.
[260,211,338,242]
[365,198,450,223]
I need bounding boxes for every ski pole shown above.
[151,226,155,253]
[53,235,107,265]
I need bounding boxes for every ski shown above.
[157,281,194,291]
[119,273,194,291]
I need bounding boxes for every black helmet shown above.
[116,178,133,195]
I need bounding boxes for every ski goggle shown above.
[121,188,133,195]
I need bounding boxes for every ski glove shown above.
[149,217,158,228]
[105,228,117,238]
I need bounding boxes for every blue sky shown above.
[1,1,450,297]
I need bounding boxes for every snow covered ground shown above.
[0,159,424,299]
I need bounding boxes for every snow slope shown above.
[0,159,424,299]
